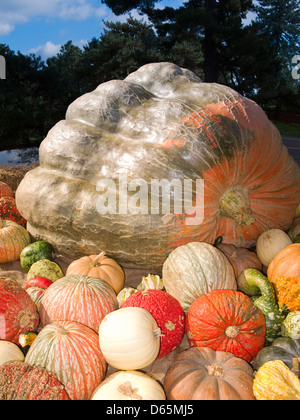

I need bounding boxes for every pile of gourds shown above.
[1,178,300,401]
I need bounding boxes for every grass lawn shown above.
[271,121,300,137]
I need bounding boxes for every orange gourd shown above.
[0,181,13,198]
[267,243,300,311]
[0,218,31,264]
[66,252,124,294]
[164,346,255,400]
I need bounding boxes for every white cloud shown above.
[29,41,61,60]
[0,0,109,34]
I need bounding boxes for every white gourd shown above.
[91,370,166,400]
[99,307,161,370]
[256,229,292,267]
[0,341,25,366]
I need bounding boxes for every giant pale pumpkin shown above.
[15,63,300,268]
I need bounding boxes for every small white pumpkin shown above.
[0,340,25,366]
[256,229,292,267]
[99,307,161,370]
[91,370,166,400]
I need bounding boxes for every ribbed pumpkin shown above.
[121,289,185,358]
[164,346,255,400]
[0,218,31,264]
[0,279,39,344]
[0,361,70,400]
[25,320,107,400]
[185,289,266,362]
[162,242,237,313]
[66,252,125,294]
[39,275,118,332]
[15,62,300,269]
[253,360,300,400]
[0,181,13,198]
[0,196,27,227]
[217,243,262,277]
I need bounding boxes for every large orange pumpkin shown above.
[0,218,31,264]
[39,275,118,332]
[25,320,107,400]
[185,289,266,362]
[66,252,125,294]
[164,346,255,400]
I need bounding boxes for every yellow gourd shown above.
[253,360,300,400]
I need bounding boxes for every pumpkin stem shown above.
[153,327,164,339]
[219,186,255,226]
[93,251,106,265]
[293,358,300,373]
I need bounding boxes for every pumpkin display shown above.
[237,268,286,343]
[0,341,25,366]
[15,62,300,268]
[185,289,266,362]
[40,275,118,332]
[20,241,54,272]
[0,181,13,198]
[253,360,300,400]
[256,228,292,267]
[91,370,166,400]
[27,259,64,283]
[281,311,300,340]
[267,243,300,311]
[0,196,27,227]
[121,289,185,358]
[163,346,255,400]
[162,242,237,313]
[0,218,31,264]
[217,243,262,277]
[0,361,70,400]
[0,279,39,344]
[98,307,161,370]
[25,320,107,400]
[251,336,300,377]
[66,251,124,294]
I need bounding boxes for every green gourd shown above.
[281,311,300,339]
[238,268,286,344]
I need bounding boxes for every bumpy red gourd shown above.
[122,289,185,358]
[0,279,39,344]
[39,275,118,332]
[0,361,70,400]
[185,289,266,362]
[0,181,13,198]
[0,196,26,227]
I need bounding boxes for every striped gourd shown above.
[0,218,31,263]
[25,320,107,400]
[39,275,118,332]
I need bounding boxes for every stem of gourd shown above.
[293,358,300,373]
[93,251,106,265]
[219,186,255,226]
[153,327,164,339]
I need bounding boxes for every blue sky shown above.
[0,0,185,60]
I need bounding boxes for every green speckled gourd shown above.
[238,268,286,344]
[282,312,300,339]
[15,63,300,268]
